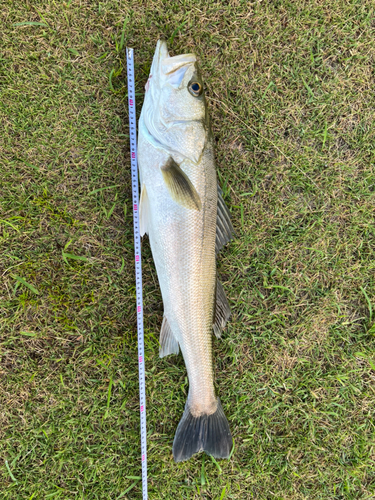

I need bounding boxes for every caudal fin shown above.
[172,398,232,462]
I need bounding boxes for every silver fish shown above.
[137,40,234,462]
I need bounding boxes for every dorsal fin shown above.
[216,185,234,254]
[213,278,231,338]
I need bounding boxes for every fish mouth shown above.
[151,40,197,82]
[155,39,169,64]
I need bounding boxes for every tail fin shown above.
[172,398,232,462]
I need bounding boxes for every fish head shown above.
[142,40,208,163]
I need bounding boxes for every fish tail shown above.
[172,398,232,462]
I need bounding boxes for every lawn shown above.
[1,1,375,498]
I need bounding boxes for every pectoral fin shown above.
[161,158,201,210]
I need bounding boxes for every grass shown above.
[1,0,375,498]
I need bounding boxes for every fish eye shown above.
[188,81,202,97]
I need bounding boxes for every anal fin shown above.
[213,279,231,338]
[160,315,179,357]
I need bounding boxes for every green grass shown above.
[1,0,375,498]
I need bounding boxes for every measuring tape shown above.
[126,47,148,500]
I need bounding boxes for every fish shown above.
[137,40,234,462]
